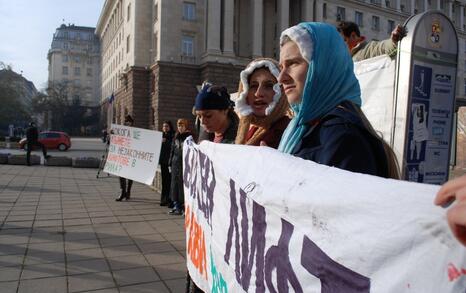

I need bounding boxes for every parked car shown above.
[19,131,71,151]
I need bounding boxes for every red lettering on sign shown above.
[447,263,466,281]
[185,205,208,280]
[111,136,131,147]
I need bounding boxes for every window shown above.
[464,79,466,94]
[183,2,196,21]
[355,11,363,27]
[126,35,130,53]
[64,32,69,39]
[64,42,69,49]
[182,35,194,56]
[62,55,68,62]
[154,3,159,22]
[387,20,395,34]
[372,16,380,31]
[127,3,131,21]
[62,66,68,75]
[337,7,345,21]
[87,68,92,76]
[75,56,80,63]
[74,67,81,76]
[323,3,327,18]
[87,57,92,65]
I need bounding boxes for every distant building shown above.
[0,69,37,107]
[47,24,101,106]
[96,0,466,130]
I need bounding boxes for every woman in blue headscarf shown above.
[278,22,399,178]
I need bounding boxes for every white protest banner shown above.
[104,124,162,185]
[183,137,466,292]
[355,55,396,145]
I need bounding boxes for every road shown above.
[0,137,107,159]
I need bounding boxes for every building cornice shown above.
[96,0,117,35]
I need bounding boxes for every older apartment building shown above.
[48,24,101,106]
[96,0,466,131]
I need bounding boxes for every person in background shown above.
[337,21,406,62]
[435,174,466,246]
[159,120,175,207]
[195,82,239,144]
[235,58,290,148]
[168,119,192,215]
[25,121,49,166]
[278,22,399,179]
[116,115,135,201]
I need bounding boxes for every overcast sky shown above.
[0,0,105,91]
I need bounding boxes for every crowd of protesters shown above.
[111,20,466,291]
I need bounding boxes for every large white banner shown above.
[183,138,466,292]
[355,55,396,145]
[104,124,162,185]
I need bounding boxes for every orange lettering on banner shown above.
[106,154,130,166]
[185,205,208,280]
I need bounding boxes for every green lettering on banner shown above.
[131,158,136,167]
[133,130,141,140]
[211,251,228,293]
[105,161,120,174]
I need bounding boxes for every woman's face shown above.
[196,110,228,133]
[247,68,277,117]
[177,124,186,133]
[162,123,170,133]
[278,41,309,105]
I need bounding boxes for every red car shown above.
[20,131,71,151]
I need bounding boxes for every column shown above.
[303,0,314,21]
[382,0,386,8]
[448,1,453,19]
[206,0,221,54]
[424,0,429,11]
[396,0,401,11]
[410,0,416,14]
[460,5,464,30]
[437,0,441,10]
[278,0,290,34]
[223,0,234,56]
[252,0,263,58]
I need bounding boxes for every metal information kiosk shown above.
[393,11,458,185]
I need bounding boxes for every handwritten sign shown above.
[183,137,466,292]
[104,124,162,185]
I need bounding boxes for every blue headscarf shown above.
[278,22,361,153]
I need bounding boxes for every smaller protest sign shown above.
[104,124,162,185]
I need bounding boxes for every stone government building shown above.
[96,0,466,167]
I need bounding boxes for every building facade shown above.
[96,0,466,130]
[48,24,101,106]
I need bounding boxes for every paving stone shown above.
[0,281,18,293]
[21,262,66,279]
[66,247,105,262]
[0,266,21,281]
[68,271,115,292]
[65,238,100,251]
[165,278,188,292]
[18,276,67,293]
[108,254,149,271]
[67,258,109,275]
[99,236,134,248]
[0,254,24,267]
[153,262,188,280]
[145,251,186,266]
[24,251,65,265]
[102,244,142,258]
[137,241,176,254]
[113,266,160,286]
[119,281,169,293]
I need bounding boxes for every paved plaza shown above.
[0,165,186,293]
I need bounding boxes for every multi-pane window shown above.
[372,16,380,31]
[62,55,68,62]
[355,11,363,27]
[87,68,92,76]
[337,7,345,21]
[127,3,131,21]
[74,67,81,76]
[75,56,80,63]
[182,36,194,56]
[387,20,395,34]
[64,42,69,49]
[62,66,68,75]
[183,2,196,21]
[126,35,130,53]
[87,57,92,65]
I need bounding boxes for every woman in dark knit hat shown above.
[194,82,239,144]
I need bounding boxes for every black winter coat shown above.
[169,131,192,180]
[26,126,39,143]
[292,101,389,178]
[159,131,174,165]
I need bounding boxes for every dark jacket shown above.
[159,131,174,165]
[292,101,389,178]
[26,126,39,143]
[197,111,239,144]
[169,131,192,203]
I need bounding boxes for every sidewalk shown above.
[0,165,186,293]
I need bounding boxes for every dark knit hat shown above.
[194,83,231,110]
